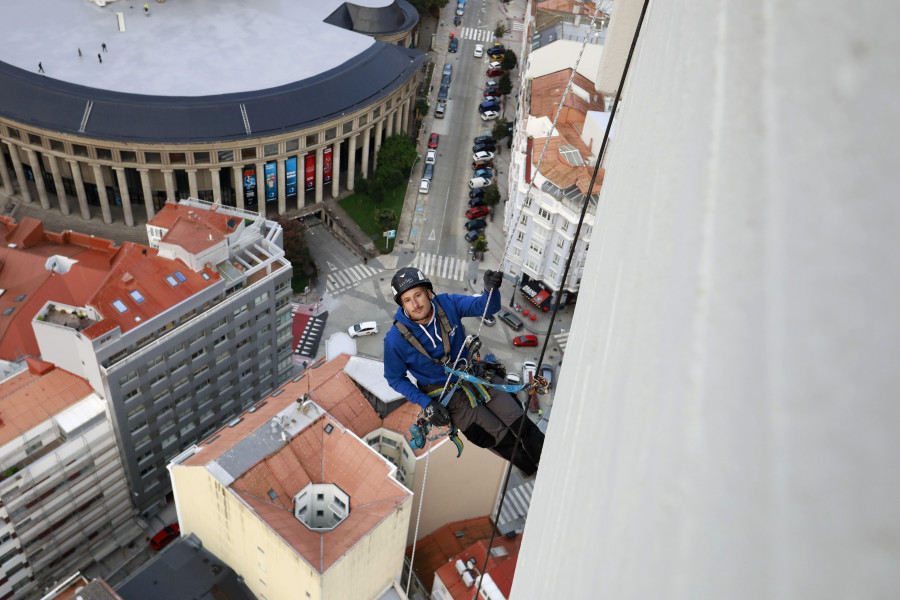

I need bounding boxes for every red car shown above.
[513,335,538,347]
[428,133,439,149]
[150,523,180,551]
[486,67,504,77]
[466,205,489,219]
[484,89,501,98]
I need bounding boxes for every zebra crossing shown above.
[461,27,494,43]
[325,264,381,294]
[411,253,468,282]
[512,20,524,32]
[497,480,534,533]
[553,331,570,352]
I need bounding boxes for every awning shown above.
[521,280,552,308]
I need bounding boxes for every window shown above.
[553,253,561,265]
[538,207,551,220]
[6,127,20,139]
[174,270,187,283]
[194,151,210,164]
[241,147,257,160]
[513,247,521,257]
[325,128,336,141]
[129,289,146,303]
[562,220,570,231]
[96,147,112,160]
[112,299,128,313]
[529,241,543,255]
[218,149,234,162]
[373,107,381,118]
[264,143,279,157]
[1,308,13,316]
[533,225,547,240]
[145,151,162,164]
[169,152,186,164]
[72,144,89,157]
[50,139,65,152]
[166,275,179,287]
[285,139,299,152]
[557,237,565,248]
[520,215,528,225]
[255,291,269,306]
[342,121,353,135]
[306,134,318,147]
[516,231,525,242]
[525,258,539,271]
[524,196,532,207]
[121,150,137,162]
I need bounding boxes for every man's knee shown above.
[462,422,497,449]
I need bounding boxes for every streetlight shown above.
[408,154,421,183]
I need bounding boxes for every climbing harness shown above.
[408,417,464,457]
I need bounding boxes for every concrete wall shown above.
[513,0,900,598]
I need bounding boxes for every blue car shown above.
[478,101,500,114]
[474,168,493,179]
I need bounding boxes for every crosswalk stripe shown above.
[325,263,381,293]
[512,21,524,31]
[554,331,570,351]
[411,253,466,282]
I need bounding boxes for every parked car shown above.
[468,197,486,208]
[469,188,486,199]
[485,80,499,89]
[473,168,493,179]
[465,217,486,230]
[438,84,449,101]
[513,335,539,347]
[481,110,500,121]
[484,88,501,98]
[481,314,496,326]
[449,37,458,52]
[522,360,537,384]
[489,61,502,69]
[441,73,451,87]
[540,363,554,388]
[498,310,524,331]
[474,135,496,145]
[472,160,493,170]
[425,149,437,164]
[428,133,439,149]
[486,67,504,77]
[348,321,379,338]
[478,100,500,113]
[150,523,180,551]
[419,178,430,194]
[474,43,484,58]
[456,5,464,15]
[435,100,446,118]
[443,64,452,77]
[473,142,496,153]
[473,151,495,162]
[466,205,489,219]
[468,177,491,189]
[487,44,506,57]
[465,229,482,243]
[506,372,522,385]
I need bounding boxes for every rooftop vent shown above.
[293,483,350,532]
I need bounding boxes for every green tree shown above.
[354,175,369,196]
[494,21,507,40]
[415,98,430,119]
[498,72,513,96]
[376,134,419,177]
[278,216,318,283]
[491,120,510,142]
[472,234,488,259]
[408,0,449,17]
[501,49,518,71]
[484,183,501,209]
[375,207,399,233]
[369,178,385,203]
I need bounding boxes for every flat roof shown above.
[0,0,424,143]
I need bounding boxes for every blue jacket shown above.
[383,289,501,409]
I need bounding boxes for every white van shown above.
[468,177,491,189]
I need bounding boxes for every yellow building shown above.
[169,392,412,600]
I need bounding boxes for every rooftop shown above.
[435,536,522,600]
[0,0,424,142]
[405,516,499,591]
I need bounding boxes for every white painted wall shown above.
[513,0,900,598]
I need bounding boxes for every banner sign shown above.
[323,146,333,185]
[304,153,315,191]
[264,162,277,202]
[285,157,298,197]
[242,166,257,206]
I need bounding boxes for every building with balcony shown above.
[29,200,293,516]
[0,0,424,226]
[0,359,137,600]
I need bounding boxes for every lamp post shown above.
[408,154,421,183]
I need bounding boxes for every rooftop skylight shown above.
[559,144,585,166]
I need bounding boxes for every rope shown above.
[404,435,432,597]
[472,0,651,597]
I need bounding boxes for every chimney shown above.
[525,136,534,184]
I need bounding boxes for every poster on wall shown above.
[264,162,277,203]
[242,166,257,206]
[285,157,298,198]
[304,153,315,191]
[323,146,333,185]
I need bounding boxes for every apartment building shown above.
[0,359,137,600]
[31,200,293,516]
[504,42,606,307]
[169,390,413,600]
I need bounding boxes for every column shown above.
[210,167,222,203]
[232,165,244,210]
[361,128,371,179]
[256,161,265,210]
[67,159,91,220]
[187,169,198,199]
[4,142,32,204]
[399,100,409,134]
[386,110,395,137]
[331,140,341,199]
[347,133,357,191]
[24,149,50,209]
[47,155,70,215]
[0,147,12,195]
[162,169,175,203]
[276,158,286,215]
[114,167,135,226]
[373,119,384,171]
[314,148,323,204]
[138,168,154,221]
[91,163,112,223]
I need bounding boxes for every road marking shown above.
[326,260,338,272]
[412,253,466,282]
[428,228,436,241]
[325,263,381,293]
[553,331,570,352]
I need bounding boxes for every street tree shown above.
[472,234,488,259]
[375,207,398,232]
[501,49,518,71]
[491,120,510,142]
[415,98,430,119]
[278,216,317,288]
[494,22,507,40]
[484,183,501,209]
[498,72,513,96]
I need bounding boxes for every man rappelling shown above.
[383,267,544,476]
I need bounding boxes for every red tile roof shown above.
[148,202,241,236]
[0,361,94,446]
[435,537,522,600]
[159,217,225,254]
[405,516,498,591]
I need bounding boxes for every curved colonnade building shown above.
[0,0,424,227]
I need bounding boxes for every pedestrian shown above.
[38,62,44,73]
[101,42,107,53]
[78,48,82,57]
[144,3,149,16]
[98,53,102,64]
[383,268,544,476]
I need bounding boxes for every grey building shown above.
[32,200,293,516]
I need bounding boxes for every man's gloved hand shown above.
[424,400,452,427]
[484,270,503,292]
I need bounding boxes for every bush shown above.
[501,49,518,71]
